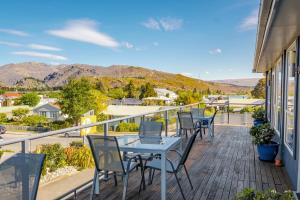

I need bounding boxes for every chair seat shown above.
[145,158,179,173]
[126,152,160,160]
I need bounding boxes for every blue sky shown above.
[0,0,262,80]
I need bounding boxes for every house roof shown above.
[33,103,61,112]
[110,98,143,105]
[254,0,300,72]
[2,92,22,98]
[103,105,172,116]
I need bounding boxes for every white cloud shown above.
[122,41,134,49]
[142,17,183,31]
[47,19,119,48]
[153,42,159,46]
[28,43,62,51]
[0,29,29,36]
[239,9,258,31]
[159,17,183,31]
[12,51,67,61]
[142,18,161,30]
[209,48,222,55]
[0,41,23,47]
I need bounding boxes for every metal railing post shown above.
[227,101,230,124]
[21,140,30,153]
[164,110,168,136]
[103,123,109,180]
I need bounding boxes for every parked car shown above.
[0,126,6,135]
[64,130,80,138]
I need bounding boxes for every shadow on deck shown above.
[70,125,291,200]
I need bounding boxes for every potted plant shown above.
[250,123,279,161]
[252,107,266,126]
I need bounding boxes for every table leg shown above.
[161,152,167,200]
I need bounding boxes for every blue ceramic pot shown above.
[257,142,279,161]
[253,119,265,127]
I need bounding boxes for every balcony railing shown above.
[0,101,264,199]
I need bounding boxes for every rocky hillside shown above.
[0,62,57,85]
[0,62,251,93]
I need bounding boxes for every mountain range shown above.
[211,78,260,87]
[0,62,252,93]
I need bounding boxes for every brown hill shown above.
[0,62,251,93]
[0,62,57,85]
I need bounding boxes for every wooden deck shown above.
[72,125,291,200]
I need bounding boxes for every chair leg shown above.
[114,172,118,186]
[184,165,193,190]
[151,169,156,184]
[89,170,99,200]
[148,168,152,185]
[122,174,129,200]
[174,172,186,200]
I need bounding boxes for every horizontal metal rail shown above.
[0,101,264,147]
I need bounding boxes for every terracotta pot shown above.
[275,159,283,167]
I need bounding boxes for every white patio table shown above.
[117,135,181,200]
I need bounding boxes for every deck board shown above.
[69,125,291,200]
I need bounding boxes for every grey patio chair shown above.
[87,135,145,200]
[201,107,218,137]
[140,131,198,200]
[0,153,45,200]
[177,112,202,139]
[191,107,205,118]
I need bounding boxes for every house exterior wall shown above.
[266,38,299,190]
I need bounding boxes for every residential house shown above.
[254,0,300,190]
[154,88,178,100]
[33,103,63,121]
[1,92,21,106]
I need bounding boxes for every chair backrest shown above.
[139,121,163,138]
[210,108,218,125]
[178,132,197,168]
[177,112,194,129]
[0,153,45,200]
[191,108,205,118]
[87,135,125,173]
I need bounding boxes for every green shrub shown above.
[49,120,71,130]
[116,122,139,132]
[240,106,256,114]
[252,107,265,121]
[0,113,7,123]
[65,145,94,170]
[22,115,48,126]
[12,108,30,121]
[35,143,67,175]
[235,188,294,200]
[0,150,4,159]
[250,123,275,145]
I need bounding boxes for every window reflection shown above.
[285,42,296,151]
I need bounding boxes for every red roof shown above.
[3,92,22,98]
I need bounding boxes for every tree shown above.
[59,78,107,124]
[124,80,135,98]
[0,113,7,123]
[251,78,266,99]
[0,89,5,95]
[139,82,156,99]
[108,88,126,99]
[12,108,30,121]
[19,92,40,107]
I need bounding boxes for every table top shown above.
[117,135,181,153]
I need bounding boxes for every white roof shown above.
[143,96,172,101]
[103,105,170,116]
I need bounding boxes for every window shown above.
[275,60,282,133]
[50,112,58,119]
[266,72,271,121]
[40,111,47,117]
[285,42,297,151]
